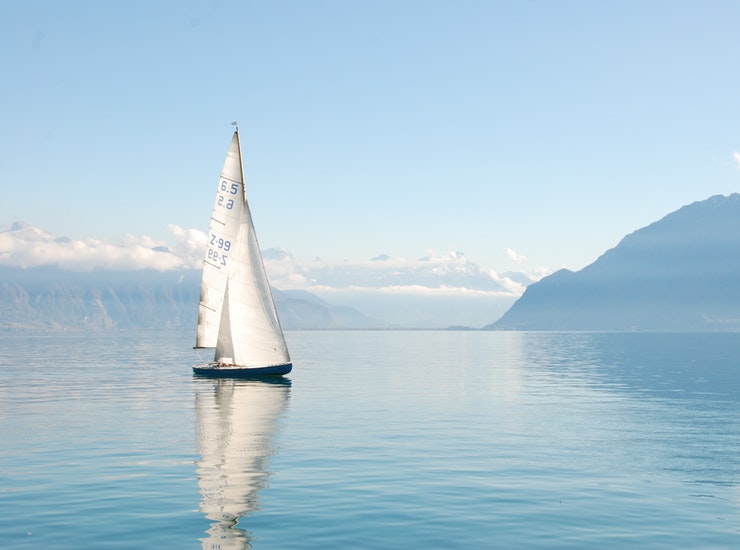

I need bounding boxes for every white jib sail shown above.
[214,208,291,367]
[196,131,246,348]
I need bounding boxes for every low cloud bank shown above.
[262,249,547,300]
[0,222,547,300]
[0,222,203,271]
[1,222,553,328]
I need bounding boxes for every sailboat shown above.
[193,127,292,376]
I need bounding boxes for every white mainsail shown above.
[195,128,291,372]
[196,131,245,348]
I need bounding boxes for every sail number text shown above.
[207,248,228,266]
[218,195,234,209]
[207,234,232,266]
[209,234,232,251]
[216,180,239,210]
[221,180,239,194]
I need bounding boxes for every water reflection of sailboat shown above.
[195,377,291,549]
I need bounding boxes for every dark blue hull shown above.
[193,362,292,377]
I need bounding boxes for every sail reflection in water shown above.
[195,377,291,549]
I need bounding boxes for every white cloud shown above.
[375,284,515,297]
[309,283,516,297]
[489,271,527,295]
[733,151,740,169]
[505,247,527,265]
[0,222,547,300]
[0,222,200,271]
[166,224,207,268]
[262,247,544,300]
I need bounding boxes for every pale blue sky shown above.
[2,0,739,273]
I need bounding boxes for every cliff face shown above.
[488,194,740,331]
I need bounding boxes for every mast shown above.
[234,125,248,206]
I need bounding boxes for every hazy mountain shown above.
[487,194,740,331]
[0,267,197,331]
[274,289,387,329]
[0,266,382,331]
[1,222,543,328]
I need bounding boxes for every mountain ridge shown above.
[487,193,740,331]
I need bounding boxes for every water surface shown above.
[1,331,738,548]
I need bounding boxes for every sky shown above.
[2,0,740,275]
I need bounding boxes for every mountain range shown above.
[487,193,740,331]
[3,193,737,331]
[0,222,536,330]
[0,266,387,331]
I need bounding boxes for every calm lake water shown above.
[1,330,739,548]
